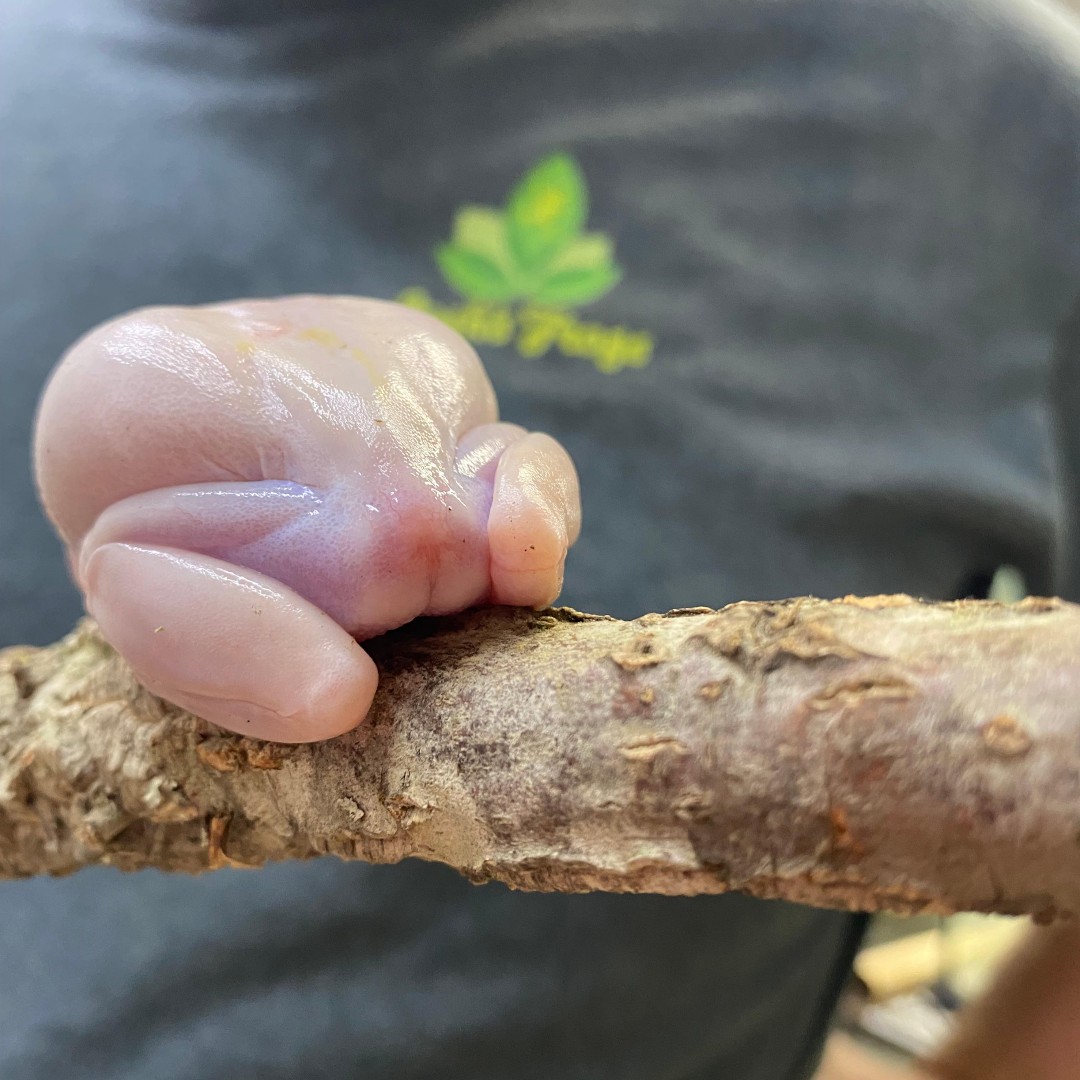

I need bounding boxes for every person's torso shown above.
[2,0,1078,1077]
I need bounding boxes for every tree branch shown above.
[2,596,1079,920]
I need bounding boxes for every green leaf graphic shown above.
[435,243,517,301]
[434,154,624,309]
[506,153,587,271]
[451,206,514,269]
[546,233,614,273]
[531,264,623,307]
[529,232,622,306]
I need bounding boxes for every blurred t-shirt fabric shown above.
[2,0,1079,1077]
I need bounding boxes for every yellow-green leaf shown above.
[545,232,614,273]
[506,153,587,271]
[531,263,622,307]
[435,243,517,301]
[452,206,515,270]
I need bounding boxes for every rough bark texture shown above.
[1,595,1079,920]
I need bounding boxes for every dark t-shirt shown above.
[2,0,1079,1077]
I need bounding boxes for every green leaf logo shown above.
[434,152,622,309]
[506,153,587,271]
[531,234,623,306]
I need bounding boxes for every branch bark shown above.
[1,595,1079,920]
